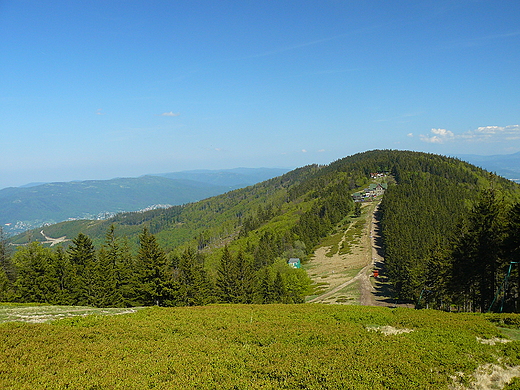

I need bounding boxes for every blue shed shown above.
[288,258,301,269]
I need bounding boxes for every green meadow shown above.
[1,304,519,389]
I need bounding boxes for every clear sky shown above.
[1,1,520,189]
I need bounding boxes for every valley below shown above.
[3,150,520,389]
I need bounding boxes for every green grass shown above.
[0,304,518,389]
[339,220,365,255]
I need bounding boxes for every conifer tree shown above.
[68,232,96,305]
[504,202,520,312]
[0,227,14,300]
[215,246,237,303]
[135,227,169,306]
[451,189,505,311]
[216,248,255,303]
[14,242,56,303]
[257,268,274,304]
[50,246,75,305]
[234,251,255,303]
[96,225,129,307]
[272,271,286,303]
[0,227,15,283]
[172,248,211,306]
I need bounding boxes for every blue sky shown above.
[1,1,520,189]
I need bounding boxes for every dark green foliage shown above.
[50,247,75,305]
[256,267,274,304]
[380,173,470,300]
[354,202,362,217]
[0,228,14,301]
[67,233,99,305]
[13,243,57,303]
[216,247,243,303]
[6,150,520,310]
[135,227,170,306]
[169,248,212,306]
[451,189,506,312]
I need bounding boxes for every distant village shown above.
[351,172,389,202]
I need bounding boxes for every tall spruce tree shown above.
[272,271,287,303]
[96,225,126,307]
[451,189,505,312]
[14,242,56,303]
[50,246,75,305]
[216,248,255,303]
[505,202,520,312]
[68,232,97,305]
[234,251,255,303]
[0,227,14,300]
[216,246,237,303]
[172,248,211,306]
[135,227,169,306]
[257,267,274,304]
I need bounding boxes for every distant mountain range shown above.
[456,151,520,182]
[0,168,289,234]
[2,151,519,236]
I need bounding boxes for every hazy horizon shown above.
[2,1,519,189]
[3,149,520,191]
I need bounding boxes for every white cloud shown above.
[420,128,455,144]
[407,133,413,137]
[318,149,325,152]
[96,109,105,115]
[158,111,180,117]
[419,125,520,144]
[302,149,308,153]
[462,125,520,141]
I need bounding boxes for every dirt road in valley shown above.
[306,200,403,307]
[40,230,70,246]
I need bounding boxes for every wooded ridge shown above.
[3,150,520,311]
[0,168,288,235]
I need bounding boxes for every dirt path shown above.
[40,230,70,246]
[359,203,383,306]
[306,200,410,307]
[306,201,379,304]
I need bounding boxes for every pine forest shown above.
[3,150,520,313]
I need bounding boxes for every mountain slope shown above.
[0,176,232,234]
[152,167,290,187]
[8,150,520,310]
[14,150,519,260]
[1,168,289,235]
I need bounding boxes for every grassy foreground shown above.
[0,304,519,389]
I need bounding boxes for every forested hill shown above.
[11,150,519,254]
[1,168,289,235]
[5,150,520,309]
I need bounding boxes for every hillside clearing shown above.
[306,200,401,306]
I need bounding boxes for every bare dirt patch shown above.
[0,305,143,324]
[306,199,412,307]
[477,337,512,346]
[451,363,520,390]
[366,325,414,336]
[40,230,70,246]
[306,201,379,304]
